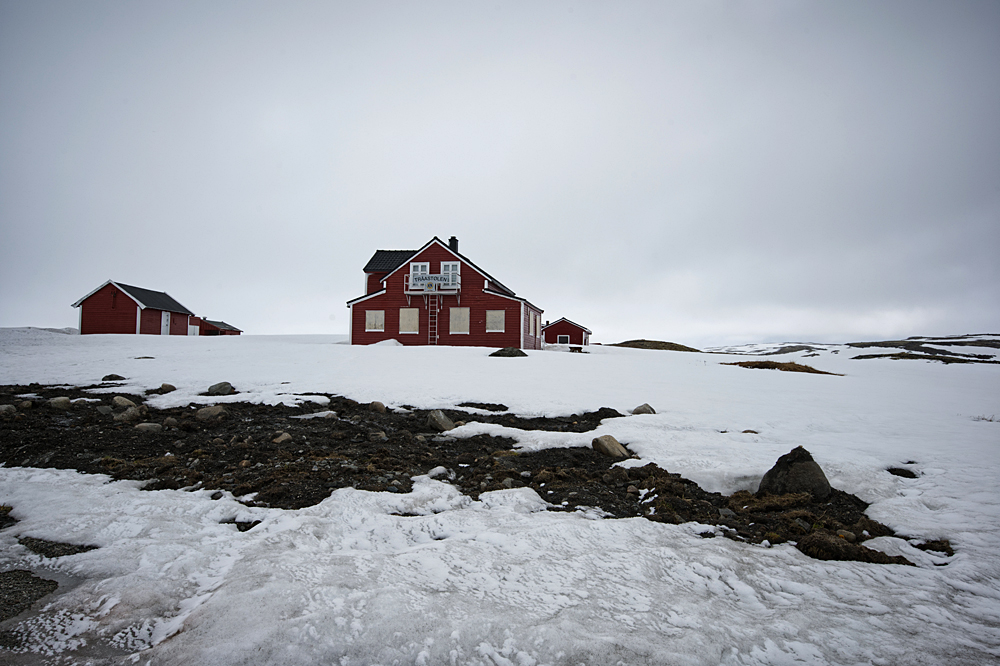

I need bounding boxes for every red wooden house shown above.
[73,280,196,335]
[347,236,544,349]
[541,318,591,346]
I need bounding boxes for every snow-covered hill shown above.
[1,328,998,665]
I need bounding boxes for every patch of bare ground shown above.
[611,339,701,352]
[723,360,842,375]
[0,383,942,566]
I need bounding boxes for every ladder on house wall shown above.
[427,295,440,345]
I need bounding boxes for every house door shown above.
[161,311,170,335]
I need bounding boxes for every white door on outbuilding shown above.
[161,311,170,335]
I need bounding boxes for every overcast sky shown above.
[1,1,998,346]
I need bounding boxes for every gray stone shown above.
[757,446,832,501]
[369,401,386,413]
[96,405,113,416]
[631,403,656,415]
[102,374,126,381]
[368,431,387,441]
[837,529,857,543]
[113,406,146,422]
[112,396,136,410]
[427,410,455,432]
[0,404,16,415]
[719,508,737,519]
[489,347,528,357]
[134,423,163,433]
[591,435,630,459]
[273,432,292,444]
[162,417,179,428]
[159,383,176,393]
[18,400,32,410]
[207,382,235,396]
[47,397,71,410]
[195,405,227,421]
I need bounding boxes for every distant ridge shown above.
[610,339,700,353]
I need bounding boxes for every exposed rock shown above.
[17,400,32,410]
[113,406,146,422]
[102,374,126,381]
[370,401,386,413]
[47,397,71,410]
[489,347,528,357]
[0,405,15,416]
[631,403,656,415]
[368,431,387,441]
[757,446,832,501]
[273,432,292,444]
[159,383,176,393]
[134,423,162,433]
[96,405,113,416]
[592,434,630,459]
[427,409,455,432]
[162,417,179,428]
[195,405,227,421]
[112,396,136,410]
[837,529,857,543]
[797,532,913,565]
[207,382,235,396]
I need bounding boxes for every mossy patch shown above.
[723,360,842,375]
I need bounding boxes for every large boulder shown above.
[592,435,630,459]
[427,410,455,432]
[113,405,147,422]
[631,403,656,415]
[207,382,235,396]
[0,404,16,416]
[102,374,126,381]
[47,397,71,410]
[757,446,831,501]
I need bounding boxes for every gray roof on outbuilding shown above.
[203,319,242,332]
[363,250,417,273]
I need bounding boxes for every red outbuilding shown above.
[347,236,544,349]
[192,318,243,336]
[541,318,592,346]
[73,280,196,336]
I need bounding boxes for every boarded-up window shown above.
[399,308,419,334]
[486,310,505,332]
[529,312,535,337]
[450,307,470,334]
[365,310,384,332]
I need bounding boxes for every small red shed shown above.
[541,318,591,346]
[73,280,196,336]
[194,318,242,336]
[347,236,544,349]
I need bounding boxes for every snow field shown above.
[0,329,999,665]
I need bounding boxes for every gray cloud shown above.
[2,1,998,346]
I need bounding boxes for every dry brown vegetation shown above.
[723,360,842,375]
[611,339,701,352]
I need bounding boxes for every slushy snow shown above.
[1,328,998,665]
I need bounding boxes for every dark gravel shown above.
[0,383,942,574]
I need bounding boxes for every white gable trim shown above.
[72,279,144,309]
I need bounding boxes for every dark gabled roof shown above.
[203,319,242,332]
[377,237,518,297]
[541,317,591,334]
[116,283,195,316]
[363,250,417,273]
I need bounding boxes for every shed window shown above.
[486,310,505,332]
[365,310,385,332]
[557,335,570,344]
[450,307,469,334]
[399,308,419,334]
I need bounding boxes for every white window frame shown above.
[365,310,385,332]
[410,262,429,275]
[557,334,570,344]
[450,307,470,334]
[399,308,419,334]
[485,310,505,333]
[441,261,460,287]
